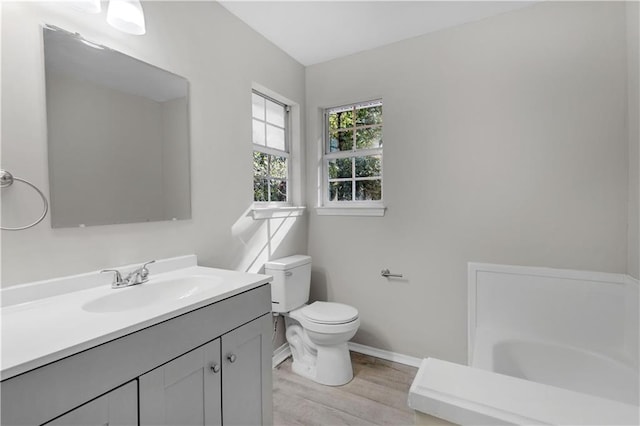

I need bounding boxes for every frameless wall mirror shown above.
[43,25,191,228]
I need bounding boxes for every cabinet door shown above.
[221,313,273,425]
[139,339,222,426]
[46,380,137,426]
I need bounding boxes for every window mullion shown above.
[261,97,267,147]
[325,151,355,160]
[353,147,382,157]
[351,106,356,201]
[351,157,356,201]
[285,107,290,154]
[267,154,271,202]
[354,123,382,131]
[354,105,360,200]
[263,116,268,161]
[254,145,289,158]
[325,149,381,160]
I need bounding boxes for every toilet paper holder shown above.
[381,269,403,278]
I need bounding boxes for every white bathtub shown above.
[409,263,639,425]
[478,335,639,406]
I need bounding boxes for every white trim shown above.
[252,206,306,220]
[316,206,386,217]
[272,343,292,368]
[327,99,382,114]
[324,147,382,160]
[348,342,422,367]
[253,145,289,158]
[271,341,422,368]
[468,262,628,284]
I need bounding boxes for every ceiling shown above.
[219,1,536,66]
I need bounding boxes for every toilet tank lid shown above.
[264,255,311,270]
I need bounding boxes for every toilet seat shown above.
[289,302,360,335]
[300,302,359,325]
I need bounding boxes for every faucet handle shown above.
[101,269,124,287]
[140,260,156,280]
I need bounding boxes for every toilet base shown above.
[314,342,354,386]
[284,317,356,386]
[291,342,354,386]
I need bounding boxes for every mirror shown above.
[43,25,191,228]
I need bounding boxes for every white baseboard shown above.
[272,341,422,369]
[272,343,292,368]
[348,342,423,367]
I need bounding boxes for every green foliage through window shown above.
[253,151,287,202]
[325,100,383,202]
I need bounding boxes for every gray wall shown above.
[305,1,631,362]
[1,1,307,286]
[627,1,639,279]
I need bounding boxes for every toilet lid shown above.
[300,302,359,324]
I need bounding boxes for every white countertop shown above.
[1,256,271,380]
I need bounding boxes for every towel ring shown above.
[0,169,49,231]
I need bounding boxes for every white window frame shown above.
[252,90,291,206]
[321,99,384,212]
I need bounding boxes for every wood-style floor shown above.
[273,352,418,426]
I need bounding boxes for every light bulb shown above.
[107,0,146,35]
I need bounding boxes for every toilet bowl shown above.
[286,302,360,386]
[265,255,360,386]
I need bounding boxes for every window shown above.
[252,91,289,203]
[324,100,383,203]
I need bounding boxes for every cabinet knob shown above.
[227,354,237,363]
[210,363,220,373]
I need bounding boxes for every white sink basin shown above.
[82,276,221,313]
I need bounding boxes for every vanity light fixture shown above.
[107,0,146,35]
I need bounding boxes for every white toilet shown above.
[265,255,360,386]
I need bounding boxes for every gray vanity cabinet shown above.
[46,381,137,426]
[139,313,273,426]
[140,339,223,425]
[1,284,272,426]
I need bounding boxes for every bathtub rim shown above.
[408,357,639,426]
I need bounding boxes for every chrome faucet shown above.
[101,260,156,289]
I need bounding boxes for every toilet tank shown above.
[264,255,311,313]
